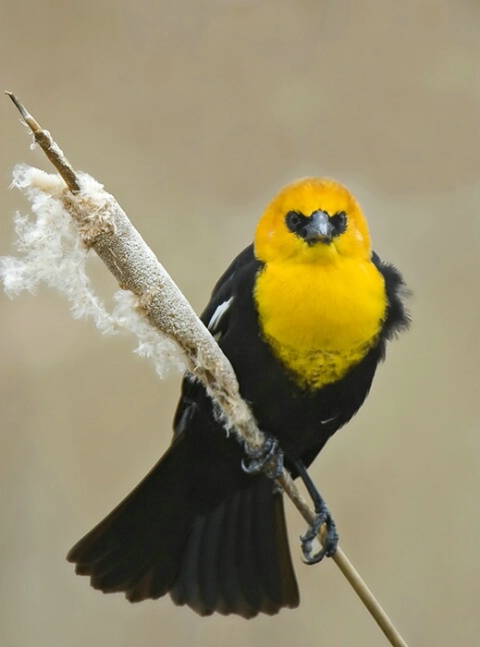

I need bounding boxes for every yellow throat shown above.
[254,177,387,390]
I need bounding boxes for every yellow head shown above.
[254,177,372,264]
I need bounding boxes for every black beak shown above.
[303,210,334,244]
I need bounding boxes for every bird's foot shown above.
[241,435,284,479]
[300,499,339,564]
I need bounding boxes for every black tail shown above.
[67,433,299,618]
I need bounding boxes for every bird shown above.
[67,177,409,618]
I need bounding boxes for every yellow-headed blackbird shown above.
[67,177,409,618]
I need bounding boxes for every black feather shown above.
[67,241,407,616]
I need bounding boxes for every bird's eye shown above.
[286,211,305,235]
[286,211,300,229]
[330,211,347,235]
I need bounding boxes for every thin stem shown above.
[6,91,410,647]
[277,470,409,647]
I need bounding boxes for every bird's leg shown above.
[241,435,284,479]
[290,457,339,564]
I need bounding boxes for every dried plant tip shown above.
[6,91,80,193]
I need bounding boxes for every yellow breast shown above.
[254,257,387,389]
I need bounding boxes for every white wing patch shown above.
[208,297,234,340]
[320,415,338,425]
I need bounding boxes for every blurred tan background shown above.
[1,1,479,646]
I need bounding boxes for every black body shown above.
[67,244,408,617]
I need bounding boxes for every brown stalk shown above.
[5,91,410,647]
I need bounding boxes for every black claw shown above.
[300,502,339,564]
[287,456,339,564]
[241,436,284,479]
